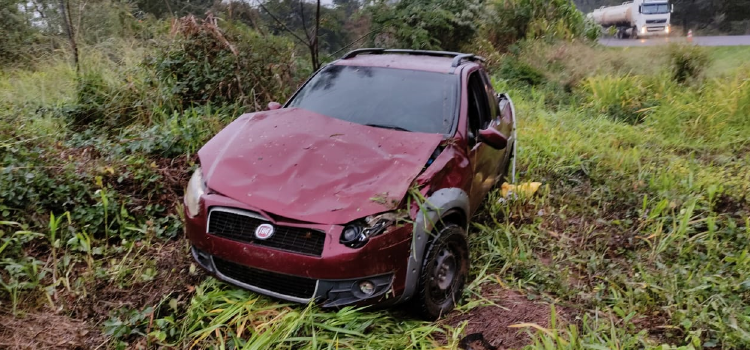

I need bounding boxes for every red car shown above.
[184,49,517,319]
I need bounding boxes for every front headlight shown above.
[185,167,206,217]
[340,212,400,248]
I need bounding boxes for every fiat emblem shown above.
[255,224,274,240]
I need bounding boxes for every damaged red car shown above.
[184,49,517,319]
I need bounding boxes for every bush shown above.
[498,56,547,86]
[0,0,35,64]
[368,0,485,51]
[63,71,149,129]
[484,0,594,50]
[149,15,297,109]
[581,75,657,124]
[668,44,711,84]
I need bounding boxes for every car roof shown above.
[333,49,484,74]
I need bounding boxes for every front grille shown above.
[213,257,317,299]
[646,19,667,24]
[208,209,326,256]
[648,26,666,32]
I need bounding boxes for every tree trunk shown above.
[59,0,79,74]
[312,0,321,70]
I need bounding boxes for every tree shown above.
[334,0,361,17]
[0,0,34,63]
[258,0,326,70]
[367,0,485,51]
[135,0,214,18]
[59,0,79,73]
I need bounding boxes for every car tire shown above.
[414,224,469,320]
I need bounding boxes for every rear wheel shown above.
[414,224,469,320]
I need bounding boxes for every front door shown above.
[466,71,503,213]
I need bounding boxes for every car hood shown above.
[198,108,444,225]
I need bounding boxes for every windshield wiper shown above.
[365,123,411,132]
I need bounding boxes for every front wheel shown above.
[414,224,469,320]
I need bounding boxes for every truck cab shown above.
[635,0,672,38]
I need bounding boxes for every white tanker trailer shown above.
[589,0,673,39]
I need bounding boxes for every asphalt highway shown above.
[600,35,750,47]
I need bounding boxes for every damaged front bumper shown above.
[191,246,395,307]
[185,194,412,308]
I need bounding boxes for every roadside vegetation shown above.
[1,0,749,349]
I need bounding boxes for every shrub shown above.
[484,0,595,50]
[149,15,297,109]
[581,75,656,124]
[63,71,143,129]
[498,56,547,86]
[368,0,485,51]
[668,44,711,84]
[0,0,35,64]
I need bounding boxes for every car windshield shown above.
[287,65,458,135]
[642,3,670,14]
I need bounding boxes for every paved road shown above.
[600,35,750,47]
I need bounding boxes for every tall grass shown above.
[2,37,749,349]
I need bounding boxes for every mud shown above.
[0,311,105,350]
[445,286,570,350]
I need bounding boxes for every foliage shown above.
[2,2,750,349]
[580,74,657,124]
[484,0,597,50]
[368,0,485,51]
[149,15,297,109]
[0,0,36,63]
[259,0,351,54]
[668,44,712,84]
[134,0,214,18]
[498,56,547,86]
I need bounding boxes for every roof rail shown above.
[341,48,485,67]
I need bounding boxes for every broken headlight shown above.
[340,212,400,248]
[185,167,206,218]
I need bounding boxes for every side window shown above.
[480,71,499,120]
[467,72,491,144]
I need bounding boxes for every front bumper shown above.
[185,193,413,307]
[639,26,670,37]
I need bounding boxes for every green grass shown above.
[706,46,750,77]
[1,41,749,349]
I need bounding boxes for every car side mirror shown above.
[478,128,508,149]
[267,102,282,110]
[671,4,674,13]
[638,5,642,13]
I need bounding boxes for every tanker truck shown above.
[589,0,673,39]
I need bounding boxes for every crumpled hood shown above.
[198,108,443,225]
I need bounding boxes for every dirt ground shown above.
[445,286,571,350]
[0,239,201,350]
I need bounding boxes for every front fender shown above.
[397,188,470,303]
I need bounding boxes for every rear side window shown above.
[288,65,459,135]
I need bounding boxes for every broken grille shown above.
[208,208,326,256]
